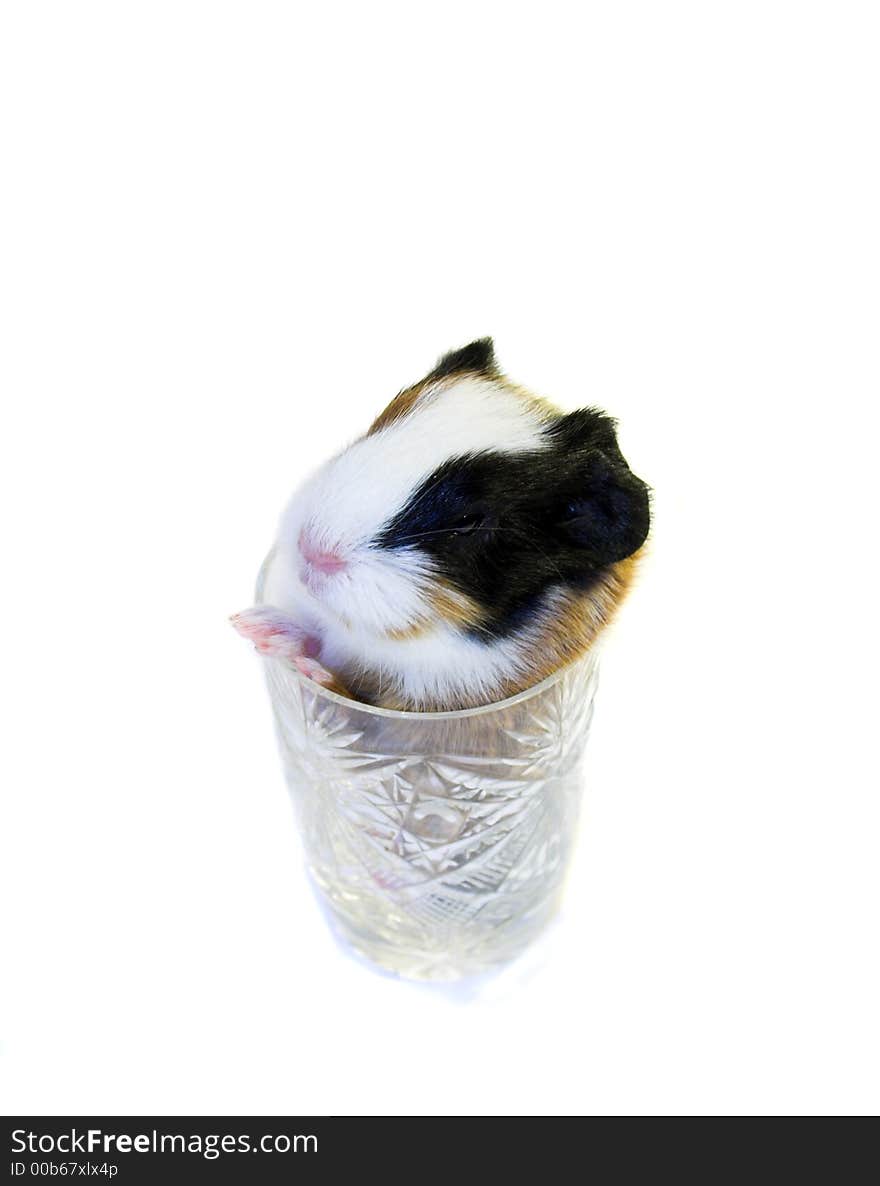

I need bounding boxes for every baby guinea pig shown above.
[232,338,650,711]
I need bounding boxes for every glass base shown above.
[318,887,562,981]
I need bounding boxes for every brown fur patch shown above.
[316,671,355,699]
[429,583,484,630]
[367,380,429,435]
[494,549,643,701]
[495,376,562,424]
[381,583,484,642]
[340,667,406,711]
[382,619,431,643]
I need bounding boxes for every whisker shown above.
[381,526,516,545]
[516,528,566,582]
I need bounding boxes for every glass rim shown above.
[254,550,599,722]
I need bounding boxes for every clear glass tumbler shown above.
[255,563,600,980]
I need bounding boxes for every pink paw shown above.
[292,655,336,687]
[231,606,335,687]
[230,605,306,662]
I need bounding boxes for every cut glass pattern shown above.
[261,651,599,980]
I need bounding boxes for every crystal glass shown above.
[255,559,599,980]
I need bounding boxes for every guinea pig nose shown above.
[298,531,348,575]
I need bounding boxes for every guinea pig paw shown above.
[230,605,306,661]
[292,655,337,687]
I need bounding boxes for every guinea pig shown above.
[232,338,650,711]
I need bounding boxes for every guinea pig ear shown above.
[428,338,497,380]
[547,408,621,453]
[558,450,650,565]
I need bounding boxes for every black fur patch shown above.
[375,409,650,639]
[427,338,497,381]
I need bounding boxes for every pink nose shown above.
[299,532,347,575]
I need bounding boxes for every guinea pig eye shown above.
[447,513,483,537]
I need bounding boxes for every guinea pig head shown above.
[279,339,650,642]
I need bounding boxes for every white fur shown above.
[322,618,543,710]
[264,373,552,707]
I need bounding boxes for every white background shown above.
[1,2,878,1116]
